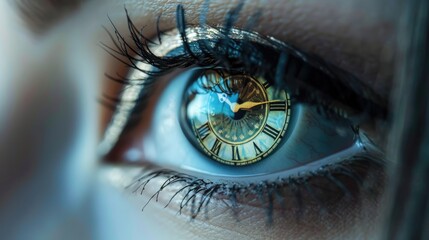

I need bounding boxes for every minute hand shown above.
[232,100,284,112]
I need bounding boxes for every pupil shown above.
[227,98,247,120]
[231,108,246,120]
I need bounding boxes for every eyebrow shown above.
[14,0,86,33]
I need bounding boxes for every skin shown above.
[0,0,399,239]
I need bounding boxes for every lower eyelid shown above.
[102,150,385,229]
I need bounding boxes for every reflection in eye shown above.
[100,5,387,223]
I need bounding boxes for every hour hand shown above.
[217,93,237,111]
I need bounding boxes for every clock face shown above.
[185,70,291,166]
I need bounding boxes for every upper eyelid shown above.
[95,8,387,147]
[111,0,395,87]
[105,17,388,114]
[99,3,391,156]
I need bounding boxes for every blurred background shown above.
[0,0,428,239]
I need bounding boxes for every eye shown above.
[135,65,360,179]
[100,5,387,223]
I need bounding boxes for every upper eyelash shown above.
[100,4,388,131]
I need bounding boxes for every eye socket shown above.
[98,5,389,229]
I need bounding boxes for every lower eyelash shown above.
[126,152,385,223]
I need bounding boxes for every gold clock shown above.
[185,70,291,166]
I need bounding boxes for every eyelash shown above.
[127,153,384,223]
[101,5,387,126]
[101,4,386,222]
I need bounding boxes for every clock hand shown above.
[232,100,284,112]
[217,93,283,113]
[217,93,237,112]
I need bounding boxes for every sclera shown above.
[138,68,358,182]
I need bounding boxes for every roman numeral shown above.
[211,139,222,156]
[262,124,280,139]
[269,101,286,111]
[253,142,263,156]
[231,145,241,160]
[263,81,271,89]
[196,122,211,141]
